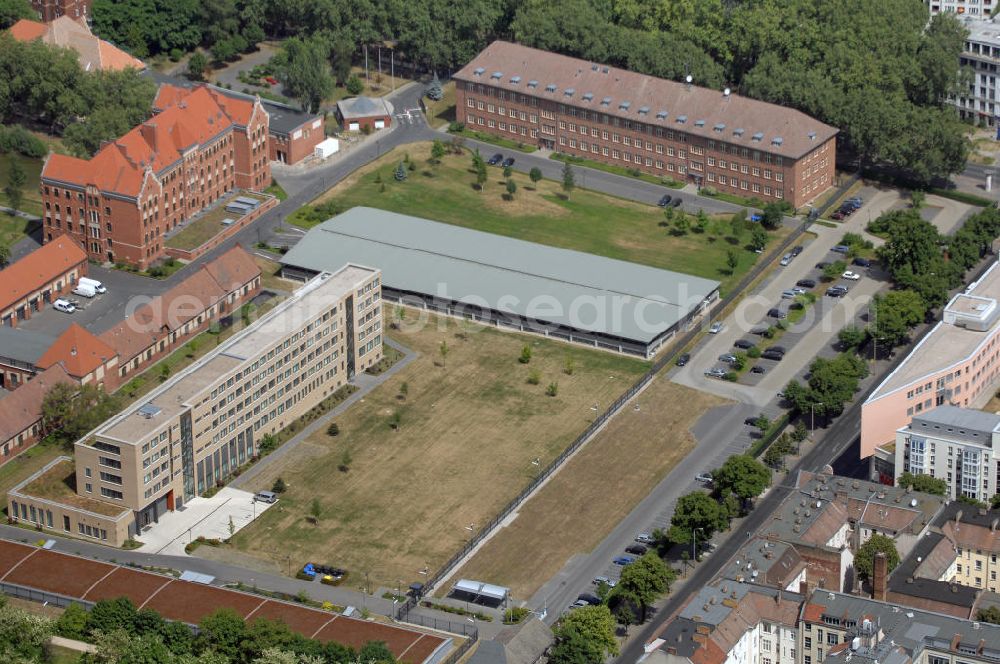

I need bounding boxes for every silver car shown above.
[705,367,727,378]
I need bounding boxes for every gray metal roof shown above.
[908,405,1000,445]
[0,327,56,365]
[281,208,720,344]
[336,96,393,119]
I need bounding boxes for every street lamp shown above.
[692,527,704,563]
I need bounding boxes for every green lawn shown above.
[551,152,683,188]
[0,153,44,218]
[166,192,268,250]
[451,128,538,153]
[310,142,790,294]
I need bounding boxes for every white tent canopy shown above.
[453,578,509,602]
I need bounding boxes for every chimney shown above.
[873,552,888,602]
[800,580,809,596]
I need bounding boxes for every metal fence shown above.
[396,603,480,638]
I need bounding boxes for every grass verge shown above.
[450,127,538,153]
[550,152,684,188]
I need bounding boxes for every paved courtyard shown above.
[135,487,275,556]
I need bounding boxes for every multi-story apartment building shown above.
[862,260,1000,463]
[949,19,1000,127]
[30,0,89,21]
[9,264,383,545]
[895,406,1000,502]
[454,41,838,209]
[927,0,994,17]
[40,84,270,268]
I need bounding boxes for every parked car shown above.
[593,576,618,587]
[78,277,107,294]
[791,287,807,295]
[53,298,76,314]
[767,308,786,319]
[254,490,278,504]
[767,346,787,355]
[613,556,636,566]
[487,153,503,166]
[695,472,714,484]
[826,286,848,297]
[501,157,516,168]
[72,283,97,298]
[658,194,672,207]
[781,289,797,299]
[709,322,724,334]
[718,353,738,364]
[635,533,655,545]
[791,245,804,257]
[831,211,845,220]
[779,253,793,266]
[578,593,602,606]
[831,244,851,254]
[796,279,817,288]
[750,213,763,222]
[676,353,690,367]
[733,339,756,350]
[845,197,863,208]
[751,326,770,336]
[842,271,861,280]
[670,197,683,208]
[625,544,648,556]
[853,257,871,267]
[705,367,727,378]
[568,599,589,610]
[761,350,784,361]
[750,366,767,374]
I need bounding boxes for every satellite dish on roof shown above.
[724,87,731,96]
[686,74,693,84]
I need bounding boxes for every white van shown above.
[72,282,97,298]
[78,277,106,294]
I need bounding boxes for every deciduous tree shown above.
[854,534,900,580]
[712,455,771,504]
[897,471,947,496]
[668,492,729,544]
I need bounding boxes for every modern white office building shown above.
[928,0,994,18]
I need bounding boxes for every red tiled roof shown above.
[9,16,143,72]
[455,41,837,159]
[99,246,258,363]
[42,83,256,197]
[0,364,73,443]
[202,244,260,291]
[0,239,86,312]
[802,603,825,622]
[36,323,116,379]
[9,19,47,41]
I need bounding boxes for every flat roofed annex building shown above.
[862,260,1000,462]
[455,41,838,209]
[9,265,383,546]
[280,207,720,358]
[40,84,270,269]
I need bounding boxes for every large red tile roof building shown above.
[455,41,838,208]
[40,84,270,269]
[30,0,89,22]
[10,16,143,72]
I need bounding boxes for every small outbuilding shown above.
[336,96,394,132]
[450,578,509,607]
[314,137,340,160]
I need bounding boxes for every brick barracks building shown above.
[455,41,838,209]
[40,84,270,269]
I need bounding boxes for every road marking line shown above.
[310,615,338,639]
[244,598,269,620]
[398,635,426,660]
[81,566,119,600]
[138,578,175,609]
[0,547,38,582]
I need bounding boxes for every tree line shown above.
[81,0,972,183]
[0,593,400,664]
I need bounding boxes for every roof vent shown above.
[601,96,612,106]
[591,64,599,71]
[582,92,594,102]
[676,115,687,123]
[772,137,784,146]
[714,123,725,132]
[808,131,817,141]
[602,67,610,74]
[527,80,538,88]
[490,71,502,80]
[619,101,631,111]
[473,67,485,76]
[657,110,668,120]
[138,404,162,419]
[695,119,706,127]
[564,88,575,97]
[545,83,557,93]
[752,132,764,142]
[510,75,521,84]
[638,106,650,115]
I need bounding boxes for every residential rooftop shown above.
[867,260,1000,403]
[91,265,375,445]
[0,365,74,443]
[13,458,130,518]
[902,405,1000,446]
[281,207,719,345]
[0,238,86,313]
[0,327,56,366]
[456,41,838,159]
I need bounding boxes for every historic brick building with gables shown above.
[455,41,838,208]
[30,0,89,22]
[39,84,270,269]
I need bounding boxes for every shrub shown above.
[346,74,364,95]
[272,477,287,493]
[448,121,466,133]
[546,382,558,396]
[327,422,340,436]
[519,345,532,364]
[723,372,738,382]
[527,369,541,385]
[0,125,47,158]
[747,346,761,359]
[699,186,719,197]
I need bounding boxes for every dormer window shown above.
[638,106,649,115]
[490,71,503,80]
[528,80,538,88]
[582,92,594,102]
[601,96,612,106]
[619,101,631,111]
[752,132,764,142]
[656,110,668,120]
[676,115,687,123]
[695,119,705,127]
[545,83,557,93]
[733,128,745,137]
[510,76,521,85]
[771,137,783,146]
[564,88,575,97]
[714,123,725,132]
[473,67,485,76]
